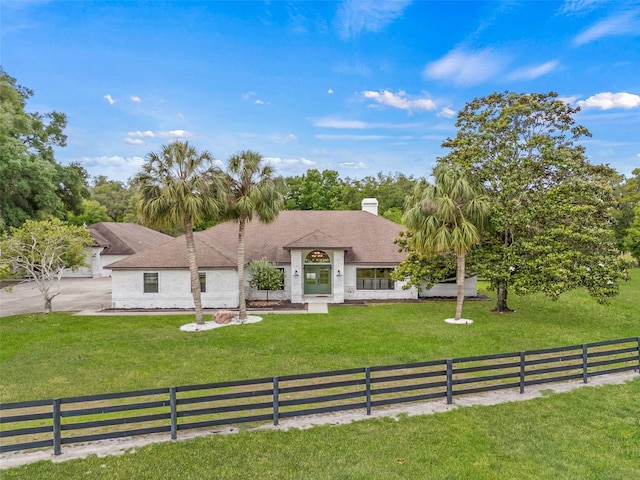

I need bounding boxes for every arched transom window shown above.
[305,250,330,264]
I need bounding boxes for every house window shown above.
[143,273,159,293]
[190,273,207,293]
[305,250,330,263]
[356,268,395,290]
[276,268,285,290]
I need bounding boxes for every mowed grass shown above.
[3,379,639,479]
[1,270,638,403]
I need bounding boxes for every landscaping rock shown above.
[214,311,235,324]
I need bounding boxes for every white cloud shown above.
[362,90,437,112]
[315,118,369,129]
[130,95,141,103]
[339,161,367,169]
[126,129,193,140]
[103,94,116,105]
[577,92,640,110]
[272,134,298,143]
[560,0,602,15]
[313,117,422,129]
[241,91,267,105]
[558,95,580,105]
[437,107,456,118]
[124,138,144,145]
[79,155,145,169]
[336,0,411,39]
[264,156,317,170]
[508,60,559,80]
[573,10,640,46]
[423,47,509,86]
[328,89,334,94]
[315,134,393,141]
[158,130,193,138]
[128,130,155,138]
[78,155,146,182]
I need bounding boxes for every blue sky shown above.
[2,0,639,183]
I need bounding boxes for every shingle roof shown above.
[88,222,173,256]
[110,210,406,269]
[109,235,236,269]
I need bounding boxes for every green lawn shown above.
[1,270,639,403]
[3,378,639,479]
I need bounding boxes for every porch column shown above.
[333,250,345,303]
[290,250,303,304]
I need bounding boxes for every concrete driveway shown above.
[0,278,112,317]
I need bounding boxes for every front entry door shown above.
[304,266,331,295]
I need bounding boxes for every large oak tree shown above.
[0,69,88,232]
[442,91,628,312]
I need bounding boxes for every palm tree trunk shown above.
[184,220,204,325]
[238,219,247,321]
[455,253,466,320]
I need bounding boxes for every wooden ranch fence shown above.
[1,337,638,456]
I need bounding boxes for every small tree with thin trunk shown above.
[0,218,93,313]
[248,258,284,301]
[223,151,285,321]
[133,141,225,325]
[403,164,490,321]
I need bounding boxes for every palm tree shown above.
[133,141,225,325]
[404,163,490,321]
[223,151,285,321]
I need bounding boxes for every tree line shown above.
[1,70,638,319]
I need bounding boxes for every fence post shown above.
[273,377,279,426]
[446,359,453,405]
[519,352,526,394]
[53,399,61,456]
[365,367,371,416]
[582,345,589,384]
[637,337,640,373]
[170,387,177,440]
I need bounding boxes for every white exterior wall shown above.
[62,246,104,278]
[420,276,478,297]
[111,269,238,309]
[100,255,129,277]
[343,265,417,301]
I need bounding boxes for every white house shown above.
[64,223,173,278]
[108,200,476,309]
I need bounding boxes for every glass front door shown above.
[304,265,331,295]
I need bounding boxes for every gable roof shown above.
[284,229,351,250]
[110,210,406,269]
[88,222,173,256]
